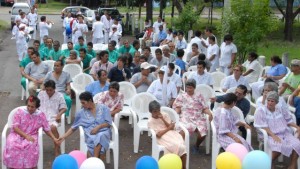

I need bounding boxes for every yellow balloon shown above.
[216,152,241,169]
[158,154,182,169]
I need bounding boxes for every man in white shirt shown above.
[111,18,122,35]
[19,12,29,25]
[152,16,163,34]
[39,16,52,42]
[222,65,250,92]
[207,36,219,72]
[188,60,214,88]
[62,12,73,43]
[219,34,237,75]
[165,63,182,93]
[72,15,88,44]
[188,30,205,53]
[92,15,104,44]
[27,8,38,40]
[102,14,113,44]
[109,25,121,47]
[201,28,217,55]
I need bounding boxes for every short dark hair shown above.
[223,93,237,105]
[248,52,258,60]
[155,48,162,55]
[40,16,46,22]
[143,46,150,52]
[79,48,87,53]
[109,82,120,91]
[270,55,282,64]
[197,60,206,68]
[28,46,35,51]
[32,51,40,57]
[78,36,84,40]
[205,27,213,33]
[26,95,41,108]
[237,84,248,94]
[209,36,215,42]
[96,15,100,21]
[79,92,93,102]
[149,100,161,113]
[194,30,201,37]
[177,49,184,57]
[132,40,140,47]
[192,43,198,48]
[198,53,206,61]
[117,56,127,63]
[110,40,117,47]
[44,80,56,89]
[168,63,175,70]
[55,60,64,66]
[178,30,184,36]
[87,42,93,47]
[224,34,233,42]
[67,41,73,45]
[98,50,109,59]
[97,69,107,78]
[33,40,40,45]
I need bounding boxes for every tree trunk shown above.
[146,0,153,24]
[174,0,183,13]
[171,0,175,18]
[138,0,142,20]
[285,0,294,41]
[159,0,163,18]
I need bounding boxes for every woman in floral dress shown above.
[93,82,124,117]
[173,78,213,153]
[3,96,58,169]
[254,91,300,169]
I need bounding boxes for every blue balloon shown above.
[242,150,271,169]
[52,154,79,169]
[136,156,159,169]
[66,25,72,35]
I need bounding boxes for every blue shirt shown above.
[176,40,187,49]
[175,58,186,76]
[267,64,287,77]
[85,81,110,96]
[216,95,250,117]
[158,30,167,42]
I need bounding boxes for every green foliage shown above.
[220,0,279,63]
[174,2,199,33]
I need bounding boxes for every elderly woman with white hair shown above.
[254,91,300,169]
[162,45,176,63]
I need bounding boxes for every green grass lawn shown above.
[0,20,9,31]
[37,0,68,14]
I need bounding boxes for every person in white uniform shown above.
[188,30,205,53]
[219,34,237,75]
[111,18,122,35]
[207,36,219,72]
[92,15,104,44]
[20,12,29,25]
[188,60,214,88]
[222,65,250,93]
[62,12,73,43]
[109,25,121,47]
[72,15,88,44]
[102,14,113,44]
[39,16,53,42]
[27,8,38,40]
[16,24,28,61]
[152,16,163,34]
[242,52,262,84]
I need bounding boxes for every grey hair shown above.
[185,78,196,88]
[149,100,161,113]
[70,50,77,57]
[264,82,278,93]
[266,91,279,103]
[162,45,170,51]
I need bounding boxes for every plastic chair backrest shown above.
[182,71,191,91]
[131,92,157,120]
[195,84,215,102]
[63,64,83,80]
[182,49,188,62]
[61,44,68,50]
[226,87,237,94]
[7,106,26,127]
[160,106,179,123]
[188,65,197,72]
[93,43,103,51]
[43,60,55,71]
[72,73,94,90]
[211,71,226,89]
[119,82,137,105]
[261,66,271,77]
[174,65,181,75]
[150,46,159,55]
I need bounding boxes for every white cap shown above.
[19,24,26,29]
[141,62,155,69]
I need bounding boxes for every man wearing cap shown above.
[130,62,157,93]
[279,59,300,100]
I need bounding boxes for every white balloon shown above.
[80,157,105,169]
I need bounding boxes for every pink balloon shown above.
[69,150,87,167]
[225,143,248,162]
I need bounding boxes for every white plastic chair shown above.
[211,71,226,92]
[211,106,251,169]
[114,82,137,128]
[150,46,159,55]
[61,43,68,50]
[101,44,108,51]
[174,65,181,75]
[93,43,104,52]
[63,64,83,80]
[2,106,43,169]
[79,122,119,169]
[182,49,188,62]
[131,92,157,153]
[182,71,191,91]
[187,65,197,72]
[70,73,94,124]
[43,60,55,71]
[149,106,190,169]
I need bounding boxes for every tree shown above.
[174,2,199,33]
[146,0,153,24]
[273,0,300,41]
[220,0,278,63]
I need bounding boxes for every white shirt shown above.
[109,31,121,43]
[188,71,213,86]
[222,75,250,90]
[16,30,26,45]
[242,59,262,83]
[188,36,203,53]
[73,23,88,37]
[27,13,38,26]
[20,17,29,25]
[92,21,104,38]
[220,42,237,67]
[207,43,219,64]
[166,33,173,41]
[147,79,178,106]
[153,21,163,33]
[111,23,122,35]
[167,73,182,88]
[39,22,52,37]
[63,16,73,28]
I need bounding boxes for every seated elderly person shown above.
[213,93,252,151]
[251,56,287,100]
[147,67,177,107]
[38,80,67,156]
[86,70,110,97]
[162,45,176,63]
[90,50,113,80]
[59,92,112,160]
[222,65,250,93]
[65,50,81,65]
[279,59,300,101]
[254,91,300,169]
[130,62,156,93]
[242,52,262,84]
[3,96,58,169]
[173,78,213,153]
[44,60,72,125]
[186,43,201,63]
[118,39,133,56]
[148,100,187,169]
[24,51,50,96]
[93,82,124,117]
[188,60,213,88]
[149,48,169,69]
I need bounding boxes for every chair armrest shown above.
[111,122,119,144]
[246,128,251,145]
[149,129,158,152]
[79,126,87,152]
[130,108,138,126]
[178,123,190,150]
[70,82,78,93]
[1,124,8,163]
[210,121,218,146]
[258,128,268,151]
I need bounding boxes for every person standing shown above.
[72,15,88,44]
[219,34,237,75]
[27,8,38,40]
[39,16,53,42]
[16,24,28,61]
[62,12,73,43]
[92,15,104,44]
[207,36,219,73]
